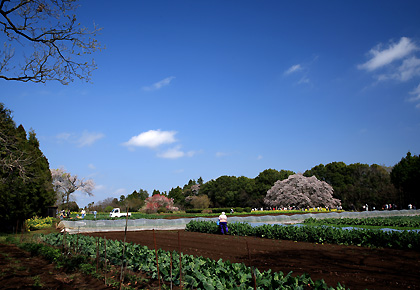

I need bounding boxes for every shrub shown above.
[157,207,167,214]
[104,205,114,212]
[186,209,204,213]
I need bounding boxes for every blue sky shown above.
[2,0,420,207]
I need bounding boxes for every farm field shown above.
[85,230,420,290]
[0,242,114,289]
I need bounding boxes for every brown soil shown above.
[85,230,420,290]
[0,243,114,290]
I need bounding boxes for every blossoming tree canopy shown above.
[144,194,179,213]
[51,168,95,207]
[264,174,341,209]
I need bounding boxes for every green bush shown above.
[104,206,114,212]
[304,216,420,228]
[157,207,167,213]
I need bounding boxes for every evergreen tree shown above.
[0,103,55,231]
[391,152,420,208]
[255,169,295,207]
[168,186,184,206]
[304,162,397,210]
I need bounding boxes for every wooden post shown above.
[246,240,257,290]
[119,208,129,290]
[96,237,100,272]
[170,252,173,290]
[104,236,108,286]
[63,229,67,252]
[153,229,161,289]
[76,226,80,253]
[20,224,24,243]
[178,230,183,290]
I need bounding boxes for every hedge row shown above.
[185,207,252,214]
[303,216,420,228]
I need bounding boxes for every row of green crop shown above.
[3,236,122,288]
[40,232,347,290]
[185,220,420,250]
[303,216,420,228]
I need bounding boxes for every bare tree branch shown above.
[0,0,102,84]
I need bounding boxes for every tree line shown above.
[169,156,418,211]
[105,156,417,213]
[163,162,409,211]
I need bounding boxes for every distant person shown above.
[81,209,86,218]
[218,212,228,235]
[93,210,97,219]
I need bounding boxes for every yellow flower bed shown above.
[26,216,55,231]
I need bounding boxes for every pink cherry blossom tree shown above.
[264,174,341,209]
[143,194,179,213]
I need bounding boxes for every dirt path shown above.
[86,230,420,290]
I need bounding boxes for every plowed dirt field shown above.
[85,230,420,290]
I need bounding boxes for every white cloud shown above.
[158,146,185,159]
[376,56,420,82]
[114,188,126,196]
[283,62,312,85]
[358,37,417,71]
[257,155,263,160]
[57,133,71,140]
[358,37,420,109]
[142,76,175,91]
[284,64,302,75]
[56,132,72,141]
[157,146,196,159]
[215,151,229,157]
[78,131,105,147]
[95,184,106,191]
[56,131,104,147]
[123,129,177,148]
[297,77,310,84]
[408,83,420,106]
[88,163,96,170]
[397,56,420,81]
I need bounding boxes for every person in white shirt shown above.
[218,212,228,234]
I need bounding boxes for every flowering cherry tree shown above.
[143,194,179,213]
[51,168,95,208]
[264,174,341,209]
